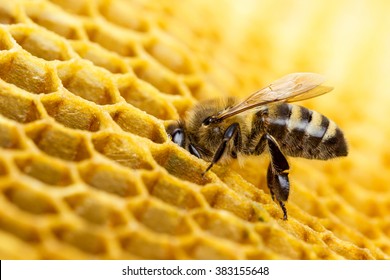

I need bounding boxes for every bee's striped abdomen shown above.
[262,103,348,160]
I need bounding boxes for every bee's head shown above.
[166,121,202,159]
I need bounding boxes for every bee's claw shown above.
[202,164,213,177]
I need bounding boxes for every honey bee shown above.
[167,73,348,220]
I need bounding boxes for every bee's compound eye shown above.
[171,129,185,147]
[202,116,213,126]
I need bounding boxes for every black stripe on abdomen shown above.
[265,103,292,141]
[287,105,310,141]
[302,109,330,147]
[268,105,332,159]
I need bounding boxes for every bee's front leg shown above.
[266,134,290,220]
[202,123,240,176]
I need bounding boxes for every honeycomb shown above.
[0,0,390,260]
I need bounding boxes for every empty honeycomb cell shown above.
[84,21,138,57]
[320,218,382,256]
[119,231,176,259]
[41,93,101,131]
[0,27,14,50]
[184,78,213,101]
[25,1,83,40]
[116,75,179,120]
[150,144,211,185]
[25,123,92,161]
[381,222,390,238]
[0,212,41,243]
[98,0,150,32]
[109,105,166,144]
[254,224,316,259]
[183,237,241,260]
[142,171,204,209]
[143,35,195,75]
[0,231,42,259]
[48,0,93,16]
[0,81,42,124]
[78,161,142,197]
[0,52,59,94]
[129,198,192,235]
[13,154,73,186]
[92,132,154,170]
[244,247,281,260]
[3,184,58,215]
[132,59,184,95]
[192,211,257,244]
[71,41,130,74]
[282,220,325,245]
[0,158,8,176]
[295,213,327,234]
[201,184,264,222]
[57,61,118,105]
[0,118,24,149]
[64,194,127,226]
[321,233,374,260]
[312,247,341,260]
[378,243,390,256]
[10,25,74,61]
[169,96,196,119]
[324,201,384,242]
[289,187,329,219]
[0,3,19,24]
[52,225,107,255]
[183,75,227,102]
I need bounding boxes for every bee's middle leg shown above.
[266,134,290,220]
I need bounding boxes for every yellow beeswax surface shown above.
[0,0,389,259]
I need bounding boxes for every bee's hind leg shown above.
[266,134,290,220]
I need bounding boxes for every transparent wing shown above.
[213,73,333,121]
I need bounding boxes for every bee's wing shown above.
[214,73,333,121]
